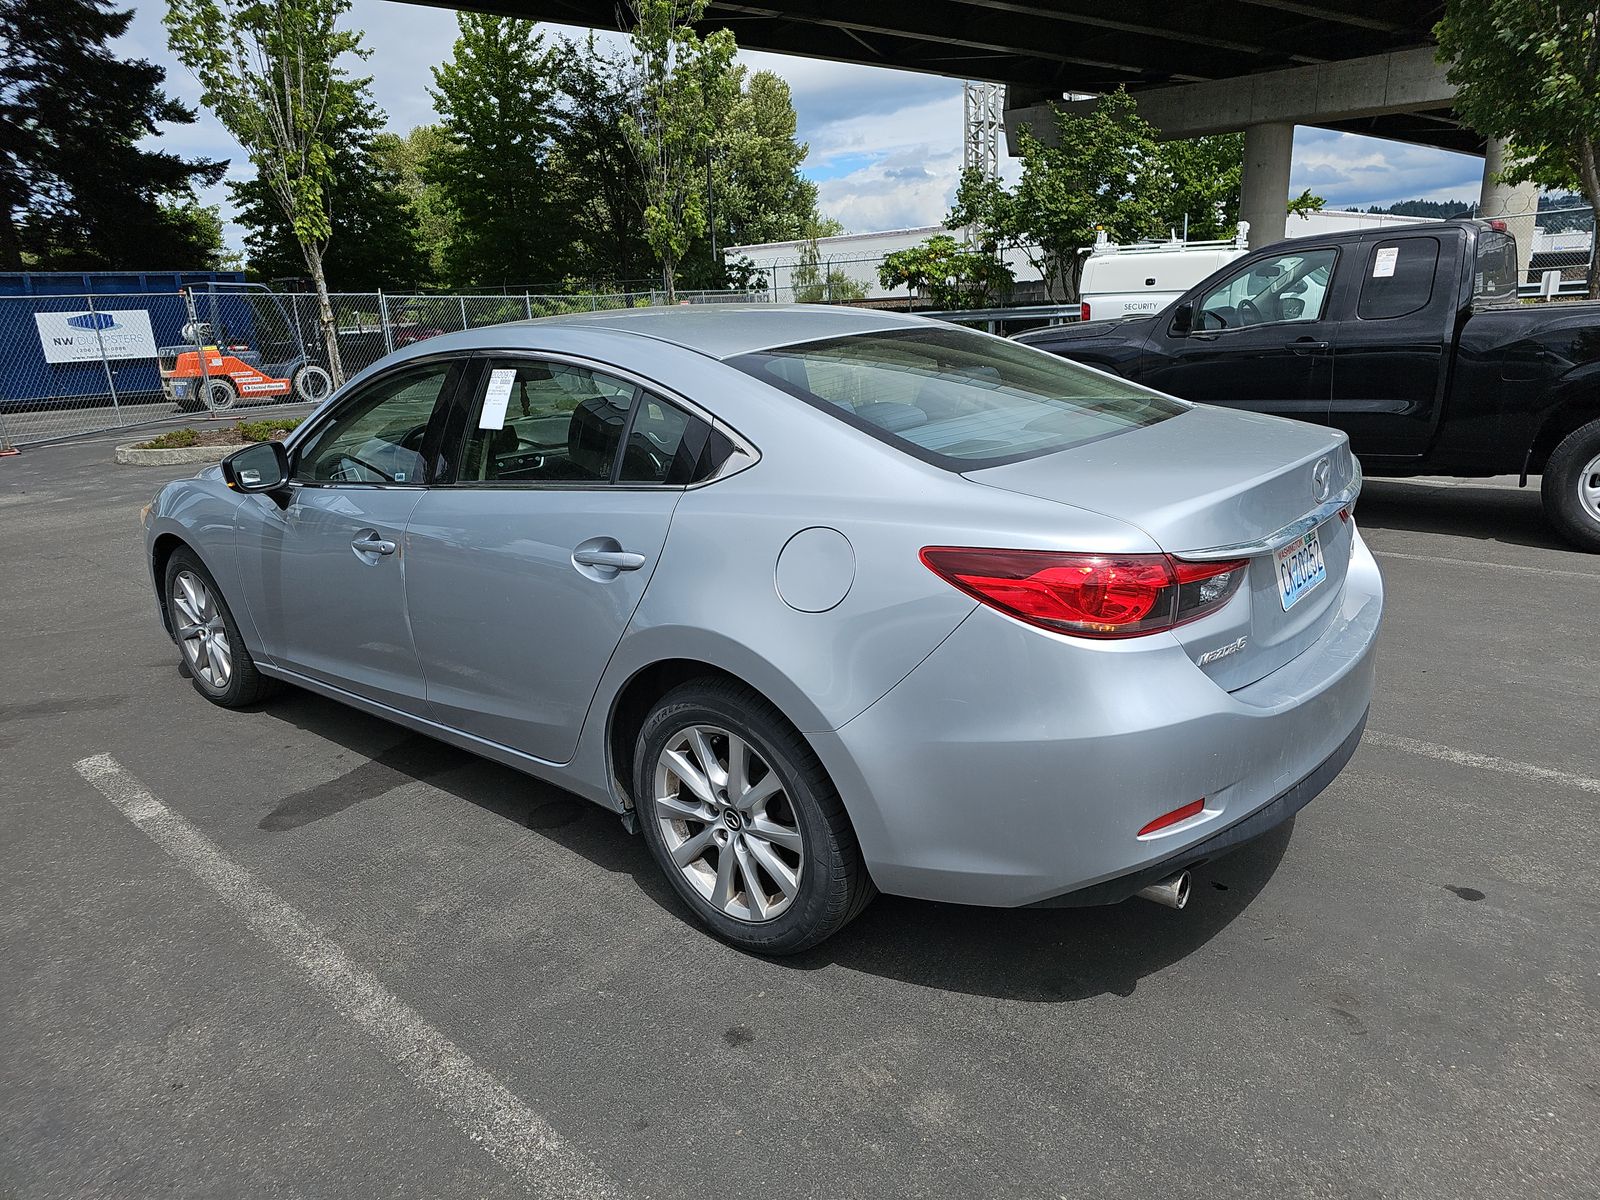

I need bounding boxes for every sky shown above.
[118,0,1489,255]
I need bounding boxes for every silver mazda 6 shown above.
[143,306,1381,953]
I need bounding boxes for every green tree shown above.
[624,0,737,300]
[371,126,457,288]
[549,35,653,289]
[1155,133,1243,240]
[231,107,426,290]
[1437,0,1600,295]
[166,0,368,382]
[878,234,1014,310]
[707,70,818,252]
[0,0,224,270]
[429,14,567,289]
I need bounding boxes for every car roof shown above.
[503,303,934,361]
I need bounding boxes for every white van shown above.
[1077,227,1250,323]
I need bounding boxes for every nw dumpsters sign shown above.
[34,309,158,364]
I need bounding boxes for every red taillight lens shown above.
[1079,302,1091,322]
[920,547,1248,639]
[1137,798,1205,837]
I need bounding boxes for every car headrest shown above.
[854,401,929,433]
[567,395,626,479]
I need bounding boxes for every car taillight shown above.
[1079,302,1091,322]
[919,547,1248,639]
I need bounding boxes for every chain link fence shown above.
[0,285,764,450]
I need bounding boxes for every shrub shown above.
[137,428,201,449]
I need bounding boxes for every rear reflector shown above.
[1137,798,1205,837]
[1079,302,1091,322]
[920,547,1248,639]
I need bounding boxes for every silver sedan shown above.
[142,306,1381,953]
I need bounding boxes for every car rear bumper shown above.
[814,525,1383,908]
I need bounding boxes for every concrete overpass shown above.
[402,1,1534,251]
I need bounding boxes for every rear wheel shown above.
[634,679,874,954]
[164,549,274,707]
[293,364,333,403]
[202,377,237,413]
[1541,418,1600,552]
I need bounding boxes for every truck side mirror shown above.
[1171,302,1194,336]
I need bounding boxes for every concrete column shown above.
[1480,137,1539,283]
[1240,122,1294,249]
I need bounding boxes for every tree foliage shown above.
[166,0,370,381]
[0,0,224,270]
[623,0,738,299]
[428,13,566,289]
[370,126,457,288]
[1436,0,1600,294]
[878,235,1014,310]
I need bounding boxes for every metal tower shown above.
[962,81,1003,183]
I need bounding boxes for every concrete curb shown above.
[116,442,236,467]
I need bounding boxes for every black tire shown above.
[1541,417,1600,552]
[203,378,238,413]
[633,678,874,954]
[163,548,275,707]
[293,364,334,403]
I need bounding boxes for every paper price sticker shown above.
[1371,247,1399,278]
[479,368,517,430]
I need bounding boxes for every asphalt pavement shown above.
[2,430,1597,1199]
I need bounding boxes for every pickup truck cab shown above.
[1018,219,1600,550]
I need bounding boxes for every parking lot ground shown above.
[3,437,1598,1199]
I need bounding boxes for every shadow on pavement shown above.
[1357,479,1567,551]
[253,685,1289,1004]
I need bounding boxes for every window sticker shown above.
[1371,246,1399,278]
[479,368,517,430]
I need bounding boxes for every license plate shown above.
[1274,527,1327,611]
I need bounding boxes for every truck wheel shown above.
[293,364,333,402]
[202,378,238,413]
[1541,418,1600,552]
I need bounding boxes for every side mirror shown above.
[1170,301,1194,336]
[222,440,290,493]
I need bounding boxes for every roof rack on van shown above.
[1086,222,1251,257]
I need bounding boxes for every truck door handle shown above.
[573,548,646,570]
[1289,339,1329,355]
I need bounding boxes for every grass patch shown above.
[133,417,303,451]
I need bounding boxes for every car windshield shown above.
[728,325,1186,469]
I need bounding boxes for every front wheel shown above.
[202,377,237,413]
[1541,418,1600,552]
[164,549,274,707]
[634,679,874,954]
[293,364,333,403]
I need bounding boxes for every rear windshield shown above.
[727,326,1186,470]
[1474,229,1520,304]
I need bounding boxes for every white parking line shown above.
[1364,732,1600,795]
[73,753,617,1200]
[1372,549,1600,581]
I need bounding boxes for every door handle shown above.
[351,533,397,556]
[573,548,646,570]
[1289,340,1330,355]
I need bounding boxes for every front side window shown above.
[1195,248,1338,331]
[294,361,455,484]
[728,325,1185,470]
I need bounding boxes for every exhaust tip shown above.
[1135,870,1191,910]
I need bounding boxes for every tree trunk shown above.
[0,204,23,272]
[1579,139,1600,301]
[661,255,676,303]
[302,241,346,385]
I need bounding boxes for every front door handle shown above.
[1289,339,1330,355]
[351,533,397,557]
[573,548,646,571]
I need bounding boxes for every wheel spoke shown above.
[175,621,203,639]
[662,750,713,804]
[710,846,736,911]
[726,734,750,796]
[211,632,232,684]
[736,770,782,814]
[734,839,769,920]
[746,837,799,899]
[669,825,716,868]
[747,816,802,854]
[655,791,713,826]
[172,593,201,627]
[688,728,727,789]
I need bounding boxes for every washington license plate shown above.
[1274,527,1327,611]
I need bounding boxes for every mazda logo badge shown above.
[1312,457,1332,503]
[723,810,743,831]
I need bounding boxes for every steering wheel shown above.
[1237,298,1264,325]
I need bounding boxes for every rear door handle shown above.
[1289,340,1330,355]
[573,548,646,570]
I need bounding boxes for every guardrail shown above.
[918,303,1083,334]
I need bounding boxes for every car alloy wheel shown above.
[653,724,804,922]
[171,568,233,692]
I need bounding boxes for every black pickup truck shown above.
[1017,219,1600,550]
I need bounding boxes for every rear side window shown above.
[1358,237,1440,320]
[728,326,1185,470]
[1475,229,1520,304]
